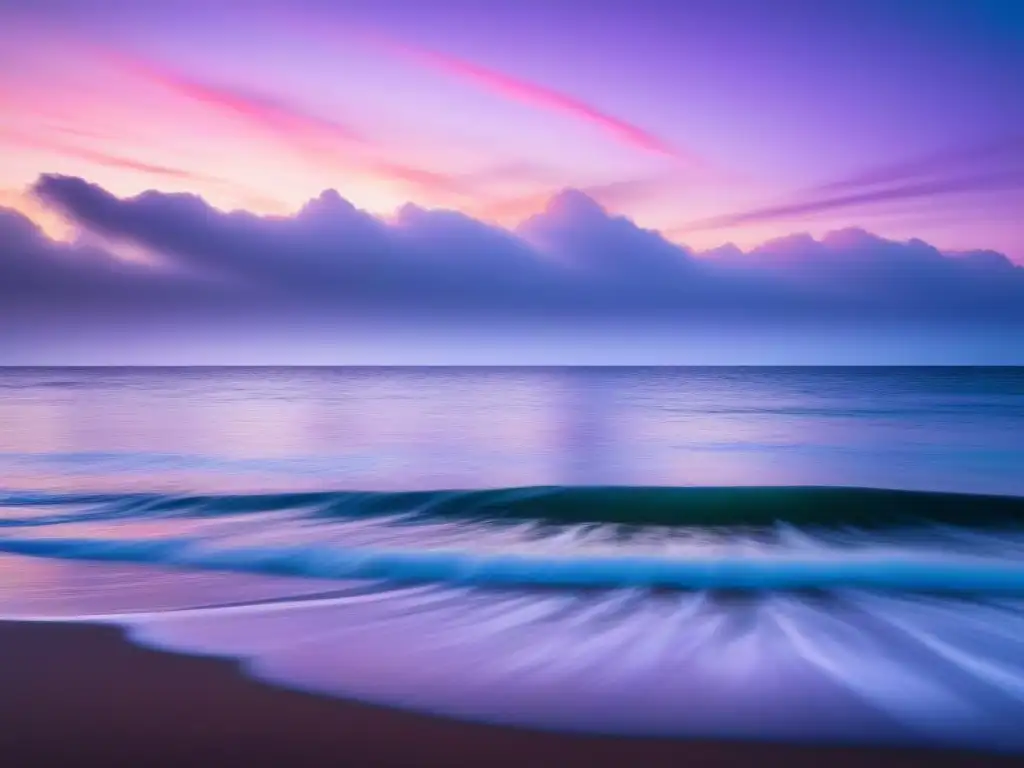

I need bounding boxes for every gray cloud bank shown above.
[2,174,1022,363]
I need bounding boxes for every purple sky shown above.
[1,0,1022,363]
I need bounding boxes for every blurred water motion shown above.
[1,366,1023,752]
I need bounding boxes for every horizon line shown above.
[2,364,1022,370]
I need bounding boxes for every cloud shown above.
[711,227,1024,315]
[15,173,1020,340]
[680,169,1024,232]
[369,36,700,167]
[476,174,680,224]
[0,205,211,311]
[812,135,1024,194]
[517,189,694,290]
[103,48,470,199]
[27,175,563,319]
[103,48,365,145]
[0,127,213,183]
[679,135,1024,232]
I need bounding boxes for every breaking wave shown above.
[4,485,1024,752]
[2,486,1024,593]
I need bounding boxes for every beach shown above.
[1,620,1019,768]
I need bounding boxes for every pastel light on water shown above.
[1,367,1023,753]
[0,367,1021,494]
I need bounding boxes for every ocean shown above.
[1,366,1023,751]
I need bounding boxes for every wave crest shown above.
[2,485,1024,593]
[4,485,1024,527]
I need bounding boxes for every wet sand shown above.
[0,620,1018,767]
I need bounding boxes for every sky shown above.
[1,0,1023,364]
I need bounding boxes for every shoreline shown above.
[1,620,1019,767]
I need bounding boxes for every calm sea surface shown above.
[0,366,1021,495]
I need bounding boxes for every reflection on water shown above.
[2,367,1024,752]
[0,367,1021,494]
[559,370,618,484]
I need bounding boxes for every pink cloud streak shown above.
[100,49,469,199]
[369,37,700,167]
[0,127,209,182]
[812,135,1024,194]
[676,170,1024,233]
[103,50,364,147]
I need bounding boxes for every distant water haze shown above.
[0,366,1020,495]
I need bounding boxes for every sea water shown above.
[1,367,1023,751]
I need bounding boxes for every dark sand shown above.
[1,621,1019,767]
